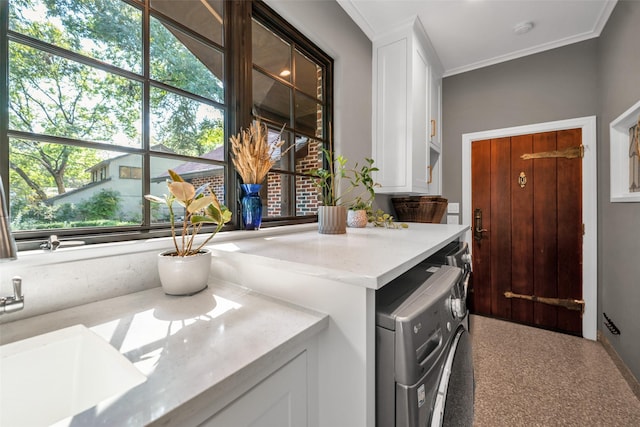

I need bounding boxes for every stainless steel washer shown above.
[376,261,474,427]
[426,241,472,331]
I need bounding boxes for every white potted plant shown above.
[311,148,406,232]
[145,169,232,295]
[310,139,349,234]
[346,157,379,228]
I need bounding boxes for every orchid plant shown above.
[145,170,232,256]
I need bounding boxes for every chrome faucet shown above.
[1,277,24,314]
[40,234,85,251]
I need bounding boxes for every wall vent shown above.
[603,312,621,335]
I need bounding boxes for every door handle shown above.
[474,208,488,241]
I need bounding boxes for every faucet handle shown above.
[40,235,83,251]
[40,235,60,251]
[1,276,24,314]
[12,276,22,300]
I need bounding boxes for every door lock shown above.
[473,208,488,241]
[518,172,527,188]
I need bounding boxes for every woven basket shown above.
[391,196,448,223]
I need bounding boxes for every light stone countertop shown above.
[0,282,328,426]
[209,223,470,289]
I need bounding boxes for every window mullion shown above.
[0,0,9,195]
[7,31,145,84]
[226,0,253,227]
[142,0,151,228]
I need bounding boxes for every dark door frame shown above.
[461,116,597,340]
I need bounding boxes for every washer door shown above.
[429,326,474,426]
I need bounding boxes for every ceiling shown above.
[337,0,617,77]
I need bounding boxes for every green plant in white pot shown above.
[310,140,349,234]
[145,170,232,295]
[346,158,379,228]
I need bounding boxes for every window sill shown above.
[10,223,318,269]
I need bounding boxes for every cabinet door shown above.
[427,70,442,195]
[410,45,429,192]
[372,19,439,194]
[374,37,409,191]
[201,351,308,427]
[429,72,441,148]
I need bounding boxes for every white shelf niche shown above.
[610,99,640,202]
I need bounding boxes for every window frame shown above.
[0,0,333,250]
[249,2,334,224]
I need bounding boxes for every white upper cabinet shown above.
[372,18,442,195]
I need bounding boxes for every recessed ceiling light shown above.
[279,69,291,77]
[514,21,534,35]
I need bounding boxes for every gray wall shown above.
[442,39,599,202]
[597,0,640,381]
[442,0,640,380]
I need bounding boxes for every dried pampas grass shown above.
[230,120,290,184]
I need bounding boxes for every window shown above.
[251,7,331,220]
[1,0,332,248]
[92,166,109,183]
[119,166,142,180]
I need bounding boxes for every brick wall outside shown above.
[295,142,321,215]
[266,141,321,216]
[267,173,282,216]
[191,173,226,205]
[183,157,319,219]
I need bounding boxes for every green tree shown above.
[8,0,141,200]
[7,0,225,228]
[77,189,120,220]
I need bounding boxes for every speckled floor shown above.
[470,315,640,427]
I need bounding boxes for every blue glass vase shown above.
[241,183,263,230]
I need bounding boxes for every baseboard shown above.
[598,331,640,400]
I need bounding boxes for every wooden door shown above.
[470,129,583,335]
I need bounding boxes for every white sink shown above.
[0,324,147,427]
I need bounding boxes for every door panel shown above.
[490,137,512,319]
[556,129,583,334]
[471,130,583,336]
[533,132,559,328]
[471,139,491,315]
[511,134,534,325]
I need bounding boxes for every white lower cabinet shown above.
[201,351,308,427]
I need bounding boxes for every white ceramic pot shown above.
[157,249,211,296]
[347,209,368,228]
[317,206,347,234]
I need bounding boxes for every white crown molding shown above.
[593,0,618,35]
[444,31,599,77]
[444,0,617,77]
[335,0,377,40]
[339,0,618,78]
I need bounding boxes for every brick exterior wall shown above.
[190,173,226,205]
[295,142,321,215]
[265,140,321,217]
[267,173,282,216]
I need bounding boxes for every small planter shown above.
[347,209,368,228]
[157,249,211,296]
[317,206,347,234]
